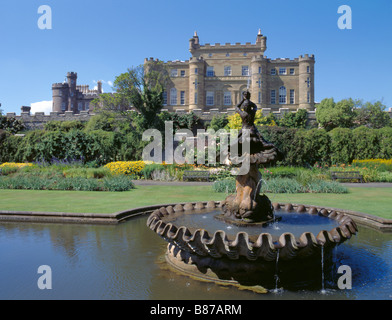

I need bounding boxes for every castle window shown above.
[59,91,62,96]
[279,86,287,104]
[279,68,287,75]
[243,53,248,57]
[206,91,214,106]
[270,68,276,75]
[307,91,310,103]
[194,68,198,75]
[290,89,295,104]
[307,66,310,73]
[61,102,66,111]
[180,70,186,77]
[270,90,276,104]
[226,53,230,57]
[194,92,198,104]
[163,91,167,105]
[258,67,262,74]
[85,102,89,110]
[290,68,295,75]
[78,102,83,111]
[180,91,185,105]
[307,77,311,88]
[242,66,249,76]
[224,66,232,76]
[170,88,177,105]
[223,91,231,106]
[258,78,261,88]
[206,66,214,77]
[171,69,178,77]
[258,92,262,104]
[208,53,213,57]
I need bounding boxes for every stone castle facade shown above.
[52,72,102,114]
[145,30,315,113]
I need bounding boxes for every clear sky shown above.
[0,0,391,114]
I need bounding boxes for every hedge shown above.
[1,126,391,167]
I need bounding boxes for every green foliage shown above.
[329,127,355,164]
[208,114,229,132]
[0,115,25,134]
[140,163,166,179]
[0,175,134,191]
[352,126,380,159]
[306,180,348,194]
[377,127,392,159]
[316,98,356,131]
[159,111,201,131]
[212,178,236,193]
[261,178,305,193]
[354,100,391,129]
[44,120,85,132]
[278,109,308,128]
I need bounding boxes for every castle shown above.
[52,72,102,114]
[145,30,315,113]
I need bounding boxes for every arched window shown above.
[279,86,286,104]
[170,88,177,105]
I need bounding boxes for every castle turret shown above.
[298,55,315,110]
[97,80,103,94]
[67,72,78,112]
[188,56,205,110]
[250,55,268,107]
[52,82,69,113]
[256,29,267,55]
[189,31,200,55]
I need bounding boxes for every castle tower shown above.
[188,57,205,110]
[298,55,315,110]
[255,29,267,55]
[52,83,68,113]
[67,72,78,112]
[189,31,200,54]
[250,55,267,108]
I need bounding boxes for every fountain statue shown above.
[221,90,279,223]
[146,91,358,291]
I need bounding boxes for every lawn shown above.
[0,186,391,219]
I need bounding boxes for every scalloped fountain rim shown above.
[147,201,358,261]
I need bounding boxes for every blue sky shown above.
[0,0,391,114]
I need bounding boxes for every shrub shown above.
[261,178,305,193]
[140,163,166,179]
[212,178,236,193]
[104,161,147,176]
[306,180,348,194]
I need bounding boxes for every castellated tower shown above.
[298,54,315,109]
[52,72,103,114]
[67,72,78,113]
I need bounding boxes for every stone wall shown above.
[6,108,392,130]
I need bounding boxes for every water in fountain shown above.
[320,245,326,294]
[273,249,281,293]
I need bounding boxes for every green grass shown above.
[0,186,391,219]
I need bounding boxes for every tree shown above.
[209,114,229,131]
[113,63,169,132]
[316,98,356,131]
[0,114,25,134]
[278,109,308,128]
[354,100,391,129]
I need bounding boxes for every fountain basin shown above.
[147,201,358,262]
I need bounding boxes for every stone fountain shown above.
[147,91,358,291]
